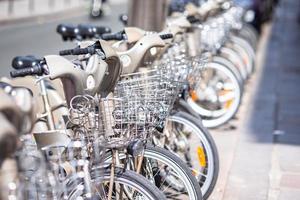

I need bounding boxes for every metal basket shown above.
[153,56,191,86]
[188,56,207,90]
[200,17,232,52]
[69,94,160,149]
[115,69,181,122]
[223,7,244,31]
[156,52,207,88]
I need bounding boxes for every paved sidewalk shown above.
[210,0,300,199]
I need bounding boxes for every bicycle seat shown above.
[12,56,41,70]
[77,24,111,39]
[56,24,78,41]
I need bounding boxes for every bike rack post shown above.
[8,0,14,15]
[64,0,70,5]
[48,0,55,8]
[128,0,168,32]
[29,0,35,12]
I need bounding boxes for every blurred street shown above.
[0,0,299,199]
[0,0,127,77]
[0,0,87,23]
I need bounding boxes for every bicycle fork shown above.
[37,78,56,130]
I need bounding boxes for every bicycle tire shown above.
[167,111,219,199]
[229,35,256,74]
[103,146,203,200]
[67,167,167,200]
[219,46,248,80]
[187,61,243,128]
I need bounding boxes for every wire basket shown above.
[223,7,244,30]
[200,17,231,52]
[161,39,188,59]
[68,94,160,149]
[153,56,191,87]
[187,56,207,90]
[156,51,207,89]
[115,69,181,124]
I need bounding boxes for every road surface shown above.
[0,2,126,77]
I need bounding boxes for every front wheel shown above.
[219,47,248,81]
[165,111,219,199]
[229,35,256,74]
[187,61,243,128]
[212,55,245,87]
[103,146,203,200]
[142,146,203,200]
[238,24,259,50]
[68,167,167,200]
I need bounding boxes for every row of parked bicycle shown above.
[0,0,259,199]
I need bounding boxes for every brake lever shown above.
[95,49,106,59]
[34,64,50,83]
[35,75,50,84]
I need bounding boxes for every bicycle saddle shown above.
[57,24,111,40]
[77,24,111,39]
[12,56,41,69]
[56,24,78,41]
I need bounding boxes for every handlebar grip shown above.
[10,66,43,78]
[59,47,95,56]
[101,31,125,41]
[159,33,173,40]
[72,48,91,55]
[187,15,200,24]
[59,49,74,56]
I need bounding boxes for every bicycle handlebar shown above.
[159,33,173,40]
[59,46,96,56]
[59,49,73,56]
[101,30,125,41]
[186,15,201,24]
[10,65,44,78]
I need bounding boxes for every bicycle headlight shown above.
[86,75,95,90]
[120,55,131,68]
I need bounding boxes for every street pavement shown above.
[0,0,299,199]
[0,0,127,25]
[210,0,300,199]
[0,0,126,77]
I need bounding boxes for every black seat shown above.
[12,56,41,70]
[78,24,111,39]
[56,24,78,41]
